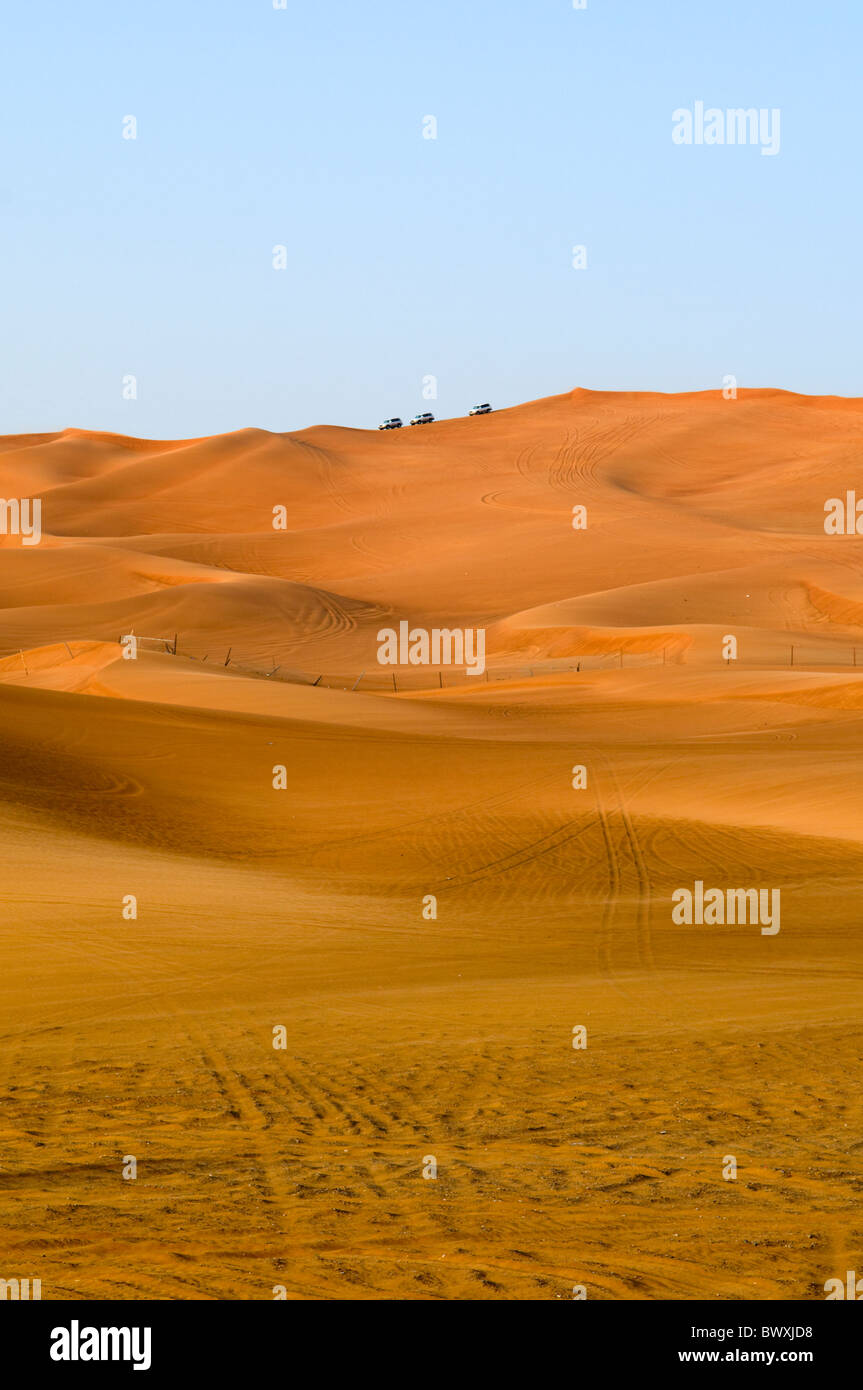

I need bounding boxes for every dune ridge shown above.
[1,387,861,1301]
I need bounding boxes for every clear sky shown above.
[3,0,860,437]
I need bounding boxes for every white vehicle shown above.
[409,412,435,426]
[378,417,403,430]
[469,402,492,416]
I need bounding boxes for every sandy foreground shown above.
[0,387,861,1300]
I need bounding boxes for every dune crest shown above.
[2,387,862,1301]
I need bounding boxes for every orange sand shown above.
[0,388,861,1299]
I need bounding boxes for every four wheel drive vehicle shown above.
[378,417,403,430]
[409,412,435,426]
[469,402,493,415]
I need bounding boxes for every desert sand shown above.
[0,387,861,1300]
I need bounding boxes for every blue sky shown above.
[3,0,860,436]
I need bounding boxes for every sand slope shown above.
[0,389,861,1300]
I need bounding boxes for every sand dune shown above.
[1,388,861,1300]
